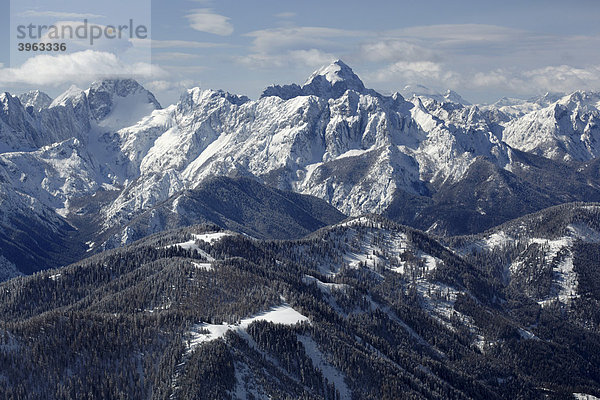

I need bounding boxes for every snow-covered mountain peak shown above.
[49,79,161,122]
[556,90,600,110]
[88,78,154,98]
[304,59,363,87]
[444,89,471,105]
[85,79,161,125]
[502,89,600,161]
[401,85,470,105]
[181,87,250,107]
[0,92,18,110]
[262,60,369,100]
[17,90,53,112]
[50,85,85,108]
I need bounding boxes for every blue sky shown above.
[1,0,600,105]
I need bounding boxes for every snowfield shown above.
[302,275,349,294]
[187,305,309,350]
[168,232,232,252]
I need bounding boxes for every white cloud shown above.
[347,23,600,98]
[369,61,459,85]
[238,49,335,69]
[470,65,600,95]
[245,26,365,53]
[186,9,233,36]
[239,26,364,70]
[18,10,105,19]
[359,40,438,63]
[145,79,198,92]
[0,50,166,86]
[471,70,512,88]
[524,65,600,89]
[391,24,524,44]
[160,65,208,75]
[367,61,600,98]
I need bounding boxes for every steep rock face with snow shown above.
[86,79,161,131]
[104,61,513,233]
[17,90,52,112]
[0,80,163,273]
[0,93,41,152]
[0,79,162,208]
[502,91,600,162]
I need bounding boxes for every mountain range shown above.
[2,60,600,277]
[2,60,600,399]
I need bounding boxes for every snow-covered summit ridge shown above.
[86,78,161,121]
[49,85,85,108]
[86,79,162,131]
[261,59,372,100]
[401,85,471,105]
[502,90,600,162]
[17,90,53,112]
[304,59,365,90]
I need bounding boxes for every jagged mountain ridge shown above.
[401,84,472,105]
[2,61,600,274]
[101,60,515,234]
[101,61,600,241]
[17,90,52,112]
[503,91,600,162]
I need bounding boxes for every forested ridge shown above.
[1,205,600,399]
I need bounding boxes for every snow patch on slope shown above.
[302,275,349,293]
[187,305,309,350]
[191,262,213,271]
[96,91,158,132]
[470,223,600,304]
[574,394,600,400]
[170,232,232,250]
